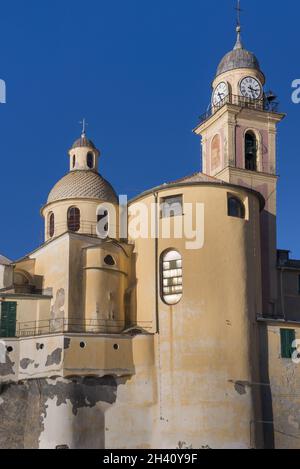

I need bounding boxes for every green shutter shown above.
[0,302,17,338]
[280,329,296,359]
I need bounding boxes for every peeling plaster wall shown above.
[0,335,154,449]
[0,333,141,383]
[265,324,300,449]
[0,377,118,449]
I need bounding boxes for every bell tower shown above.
[194,17,285,316]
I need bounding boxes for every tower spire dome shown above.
[215,0,263,79]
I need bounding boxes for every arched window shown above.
[245,131,257,171]
[48,212,55,238]
[87,152,94,169]
[228,196,245,219]
[67,207,80,232]
[97,210,109,236]
[161,250,183,305]
[72,155,76,168]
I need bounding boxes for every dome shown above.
[47,170,118,204]
[71,135,96,150]
[216,30,261,77]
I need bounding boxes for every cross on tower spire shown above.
[79,118,88,138]
[235,0,242,29]
[234,0,243,50]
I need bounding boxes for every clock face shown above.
[240,77,262,99]
[213,82,229,106]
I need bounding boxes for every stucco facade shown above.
[1,24,300,449]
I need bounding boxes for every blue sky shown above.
[0,0,299,260]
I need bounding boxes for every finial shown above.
[234,0,243,50]
[79,118,88,138]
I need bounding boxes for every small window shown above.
[161,195,183,218]
[104,255,115,266]
[97,210,109,235]
[72,155,76,168]
[67,207,80,232]
[245,131,257,171]
[280,329,296,359]
[48,212,55,238]
[161,250,183,305]
[228,196,245,219]
[87,152,94,169]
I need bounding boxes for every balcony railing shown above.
[198,94,280,126]
[2,318,153,338]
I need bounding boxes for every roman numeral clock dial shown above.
[212,82,229,106]
[240,76,262,99]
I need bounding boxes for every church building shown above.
[1,18,300,450]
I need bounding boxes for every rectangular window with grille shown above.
[280,329,296,359]
[160,195,183,218]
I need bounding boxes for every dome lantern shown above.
[68,119,100,172]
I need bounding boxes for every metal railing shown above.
[13,318,153,338]
[198,94,280,125]
[49,220,99,238]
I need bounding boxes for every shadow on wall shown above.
[0,375,129,449]
[258,324,275,449]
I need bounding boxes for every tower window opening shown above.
[97,210,109,235]
[49,212,55,238]
[228,196,245,219]
[245,131,257,171]
[161,250,183,305]
[87,152,94,169]
[67,207,80,232]
[160,195,183,218]
[72,155,76,168]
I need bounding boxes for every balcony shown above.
[0,319,155,383]
[198,94,280,126]
[0,318,153,339]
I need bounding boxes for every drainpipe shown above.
[154,191,160,334]
[279,267,286,321]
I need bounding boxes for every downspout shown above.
[280,267,286,320]
[154,191,160,334]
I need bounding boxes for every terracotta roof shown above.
[168,172,223,185]
[47,170,118,204]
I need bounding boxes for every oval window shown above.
[161,250,183,305]
[104,255,115,266]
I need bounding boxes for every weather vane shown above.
[79,118,88,137]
